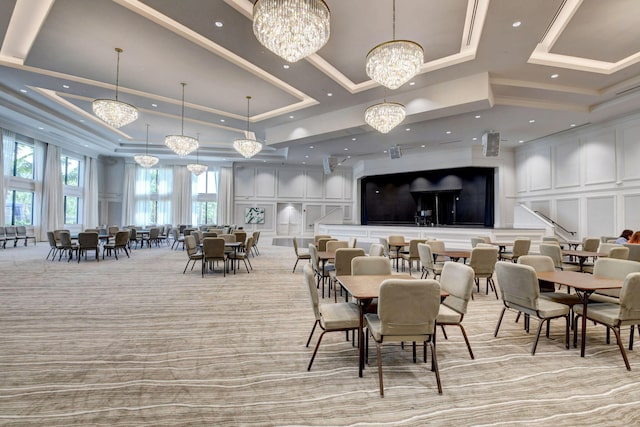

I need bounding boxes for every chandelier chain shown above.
[145,124,149,155]
[392,0,396,40]
[114,48,122,101]
[181,83,186,135]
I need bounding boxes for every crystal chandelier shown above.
[364,101,406,134]
[253,0,330,63]
[365,0,423,90]
[187,140,208,176]
[92,48,139,128]
[233,96,263,159]
[165,83,199,157]
[134,124,159,168]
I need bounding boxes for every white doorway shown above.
[276,203,303,236]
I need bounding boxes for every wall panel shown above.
[556,198,579,236]
[529,146,552,191]
[583,130,616,185]
[621,121,640,180]
[277,169,305,198]
[255,168,276,198]
[234,167,255,197]
[554,139,580,188]
[305,169,324,199]
[586,196,615,237]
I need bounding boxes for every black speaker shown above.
[389,145,402,159]
[482,131,500,157]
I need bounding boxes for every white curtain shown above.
[156,167,172,225]
[122,162,136,226]
[217,166,234,225]
[0,129,15,226]
[172,165,192,226]
[83,156,99,228]
[40,143,63,239]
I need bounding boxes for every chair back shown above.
[233,231,247,244]
[314,234,331,242]
[47,231,57,248]
[191,230,202,246]
[208,228,223,234]
[597,242,622,255]
[218,234,236,243]
[183,228,196,236]
[58,231,73,249]
[203,232,217,238]
[308,243,320,272]
[129,228,138,240]
[78,232,98,248]
[378,237,390,257]
[293,237,301,255]
[5,226,17,238]
[326,240,348,253]
[108,226,119,235]
[184,235,198,256]
[303,264,321,321]
[511,239,531,257]
[518,255,555,272]
[495,261,540,310]
[426,240,445,253]
[333,248,366,276]
[470,237,485,248]
[623,244,640,262]
[317,238,337,252]
[407,239,428,257]
[619,273,640,322]
[378,279,440,336]
[368,243,385,256]
[539,243,563,269]
[439,262,474,315]
[593,258,640,280]
[582,237,600,252]
[203,237,226,259]
[115,231,130,246]
[348,237,357,248]
[148,227,160,239]
[609,246,629,260]
[469,246,499,276]
[542,236,560,244]
[53,229,70,243]
[351,256,391,275]
[418,243,435,270]
[243,237,254,255]
[388,235,405,246]
[16,226,26,236]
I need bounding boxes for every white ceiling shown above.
[1,0,640,166]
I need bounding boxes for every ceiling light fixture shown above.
[165,83,199,157]
[135,124,159,168]
[364,101,406,133]
[253,0,330,63]
[365,0,423,90]
[186,136,208,176]
[233,96,263,158]
[92,48,138,128]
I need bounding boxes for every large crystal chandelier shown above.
[253,0,330,63]
[92,48,139,128]
[134,124,159,168]
[364,101,406,134]
[365,0,423,90]
[233,96,263,159]
[165,83,199,157]
[187,140,208,176]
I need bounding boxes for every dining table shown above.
[432,249,471,263]
[536,271,623,357]
[561,249,606,272]
[388,241,410,272]
[488,241,513,253]
[336,274,447,378]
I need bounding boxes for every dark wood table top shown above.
[337,274,448,299]
[561,249,607,258]
[537,271,622,291]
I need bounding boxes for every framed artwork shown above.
[245,207,265,224]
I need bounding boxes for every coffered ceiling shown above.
[1,0,640,166]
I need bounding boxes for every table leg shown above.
[396,247,401,272]
[357,301,365,378]
[575,290,594,357]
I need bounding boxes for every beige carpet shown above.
[1,242,640,426]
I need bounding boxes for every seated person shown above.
[616,229,633,244]
[628,231,640,244]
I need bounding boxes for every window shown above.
[13,142,34,179]
[5,190,33,225]
[61,154,83,225]
[192,170,218,225]
[134,167,172,226]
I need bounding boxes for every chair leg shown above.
[440,325,448,340]
[630,325,636,351]
[494,307,507,337]
[430,340,443,394]
[457,324,475,359]
[375,341,384,397]
[611,326,631,370]
[293,258,299,273]
[307,330,327,371]
[531,319,546,355]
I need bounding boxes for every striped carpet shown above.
[1,242,640,426]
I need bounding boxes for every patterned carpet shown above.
[1,241,640,426]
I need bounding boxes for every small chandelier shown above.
[92,48,139,128]
[365,101,406,134]
[253,0,330,63]
[187,138,208,176]
[365,0,423,90]
[165,82,199,157]
[134,124,159,168]
[233,96,263,159]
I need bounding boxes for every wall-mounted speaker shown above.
[389,145,402,159]
[482,131,500,157]
[323,156,337,174]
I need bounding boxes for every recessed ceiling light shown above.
[84,144,89,147]
[344,148,348,151]
[529,119,536,123]
[519,140,524,143]
[446,130,452,134]
[289,115,294,119]
[421,144,426,148]
[79,119,84,123]
[475,115,481,119]
[309,145,314,149]
[512,21,521,27]
[20,89,27,93]
[215,21,223,27]
[38,127,44,130]
[62,84,69,89]
[347,155,351,158]
[570,123,576,127]
[409,81,416,86]
[305,155,309,158]
[551,73,559,79]
[351,137,356,141]
[383,150,387,153]
[338,162,342,166]
[327,92,333,97]
[302,161,306,165]
[151,103,158,107]
[263,160,267,162]
[283,64,290,69]
[405,128,410,131]
[220,119,225,122]
[472,137,477,141]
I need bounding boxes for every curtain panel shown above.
[40,144,63,240]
